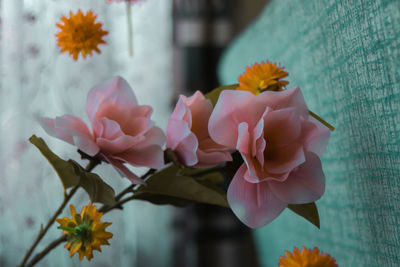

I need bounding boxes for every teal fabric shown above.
[219,0,400,266]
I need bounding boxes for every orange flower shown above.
[279,247,338,267]
[56,10,108,61]
[57,203,113,261]
[237,61,289,94]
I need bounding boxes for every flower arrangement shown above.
[17,4,335,267]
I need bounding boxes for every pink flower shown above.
[166,91,232,168]
[209,87,330,228]
[40,76,165,184]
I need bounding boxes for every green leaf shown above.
[134,193,194,207]
[136,165,229,208]
[69,160,116,206]
[178,167,225,185]
[205,84,239,107]
[29,135,116,206]
[29,135,79,189]
[288,202,320,229]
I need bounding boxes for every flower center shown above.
[74,224,91,240]
[258,80,268,90]
[72,26,95,43]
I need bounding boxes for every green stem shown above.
[24,190,146,266]
[24,165,154,266]
[126,0,133,56]
[309,110,335,131]
[114,168,156,202]
[19,160,99,267]
[57,226,75,233]
[26,236,67,267]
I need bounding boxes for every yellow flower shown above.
[56,10,108,61]
[237,61,289,94]
[56,203,113,261]
[279,247,338,267]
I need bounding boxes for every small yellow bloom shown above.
[237,61,289,94]
[279,247,338,267]
[56,9,108,61]
[57,203,113,261]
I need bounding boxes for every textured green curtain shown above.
[219,0,400,266]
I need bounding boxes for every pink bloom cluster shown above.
[166,91,232,168]
[167,88,330,228]
[40,75,329,228]
[40,76,165,184]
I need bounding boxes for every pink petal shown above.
[268,152,325,204]
[118,105,154,133]
[241,153,261,183]
[104,155,144,184]
[198,138,232,152]
[166,119,192,150]
[236,122,250,154]
[39,117,74,145]
[86,76,138,122]
[170,96,192,126]
[96,135,144,154]
[255,87,309,118]
[195,149,232,168]
[114,145,165,169]
[252,110,266,157]
[187,91,213,140]
[99,117,124,140]
[133,127,166,149]
[91,118,104,138]
[54,115,99,156]
[304,116,330,157]
[227,164,287,228]
[174,133,199,166]
[263,144,305,174]
[122,117,154,137]
[209,90,254,148]
[128,105,153,118]
[263,107,302,147]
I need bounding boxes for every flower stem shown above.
[114,168,156,201]
[26,235,67,267]
[19,160,98,267]
[23,166,153,266]
[126,0,133,56]
[309,110,335,131]
[24,189,146,266]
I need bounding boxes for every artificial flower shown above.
[56,9,108,61]
[56,203,113,261]
[40,76,165,184]
[237,61,289,94]
[209,88,330,228]
[279,247,338,267]
[166,91,232,168]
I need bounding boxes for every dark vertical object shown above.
[172,1,260,267]
[172,0,233,97]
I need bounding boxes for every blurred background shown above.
[2,0,400,267]
[0,0,269,266]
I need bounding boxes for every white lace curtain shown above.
[0,0,173,266]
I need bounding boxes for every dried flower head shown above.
[237,61,289,94]
[56,10,108,61]
[56,203,113,261]
[279,247,338,267]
